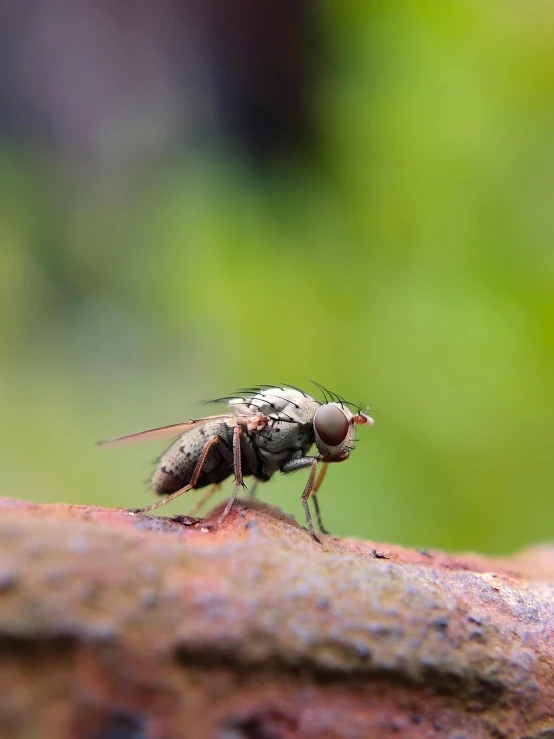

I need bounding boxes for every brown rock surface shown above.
[0,495,553,739]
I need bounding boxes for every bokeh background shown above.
[0,1,552,553]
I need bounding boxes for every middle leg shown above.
[215,425,246,526]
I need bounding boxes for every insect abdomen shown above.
[151,421,236,496]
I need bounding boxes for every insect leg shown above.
[281,456,321,542]
[311,462,331,535]
[311,495,331,536]
[132,435,221,514]
[230,430,260,499]
[301,459,320,542]
[313,462,328,494]
[215,425,246,526]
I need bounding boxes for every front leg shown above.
[281,456,321,542]
[311,463,330,535]
[282,451,350,539]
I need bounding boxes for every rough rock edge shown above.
[0,495,553,739]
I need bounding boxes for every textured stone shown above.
[0,495,553,738]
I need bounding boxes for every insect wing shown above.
[97,414,233,448]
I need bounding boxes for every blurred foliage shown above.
[0,1,553,553]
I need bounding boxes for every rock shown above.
[0,495,552,738]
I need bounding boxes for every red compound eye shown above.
[314,405,349,446]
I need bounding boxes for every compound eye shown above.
[314,405,349,447]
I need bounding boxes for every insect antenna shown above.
[356,400,373,416]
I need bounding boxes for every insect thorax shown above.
[229,387,319,473]
[229,387,318,423]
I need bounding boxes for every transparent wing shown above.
[97,414,233,448]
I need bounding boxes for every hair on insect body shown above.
[98,384,373,541]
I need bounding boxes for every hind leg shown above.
[131,435,222,514]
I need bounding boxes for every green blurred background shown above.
[0,1,552,553]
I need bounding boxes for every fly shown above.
[98,384,374,541]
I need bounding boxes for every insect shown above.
[98,384,373,540]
